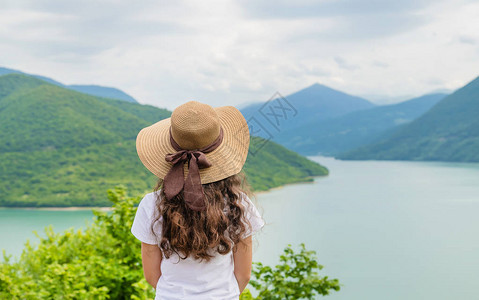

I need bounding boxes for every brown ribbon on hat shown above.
[163,128,224,211]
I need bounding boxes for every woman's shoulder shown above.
[142,190,161,203]
[137,190,162,218]
[131,191,162,245]
[237,192,264,238]
[238,192,256,208]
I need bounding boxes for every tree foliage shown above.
[250,244,340,299]
[0,187,153,299]
[0,187,339,299]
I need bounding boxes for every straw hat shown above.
[136,101,250,185]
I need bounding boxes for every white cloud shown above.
[0,0,478,110]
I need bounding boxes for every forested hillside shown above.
[0,74,327,206]
[340,76,479,162]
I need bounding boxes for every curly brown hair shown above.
[151,172,252,261]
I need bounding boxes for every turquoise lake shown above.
[1,156,478,299]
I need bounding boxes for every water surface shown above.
[1,157,479,299]
[253,157,479,300]
[0,209,93,258]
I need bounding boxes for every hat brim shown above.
[136,106,250,184]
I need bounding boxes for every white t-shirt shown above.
[131,190,265,300]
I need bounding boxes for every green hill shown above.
[276,93,446,155]
[339,76,479,162]
[0,73,46,98]
[0,74,327,207]
[0,85,146,153]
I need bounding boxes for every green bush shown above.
[0,187,339,299]
[250,244,340,299]
[0,187,152,299]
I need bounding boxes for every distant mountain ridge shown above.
[276,93,447,155]
[240,83,375,139]
[239,82,450,157]
[0,67,137,103]
[339,76,479,162]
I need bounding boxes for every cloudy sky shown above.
[1,0,479,109]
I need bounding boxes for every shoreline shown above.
[252,175,322,196]
[1,175,326,210]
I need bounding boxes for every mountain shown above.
[240,83,375,139]
[0,74,327,207]
[0,67,137,103]
[339,76,479,162]
[276,93,447,155]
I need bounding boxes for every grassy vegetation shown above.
[0,74,327,207]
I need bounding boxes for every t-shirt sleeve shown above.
[131,193,161,245]
[241,194,265,238]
